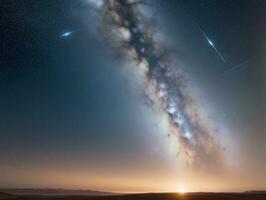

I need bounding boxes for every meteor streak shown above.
[198,26,226,63]
[61,31,73,38]
[223,59,251,75]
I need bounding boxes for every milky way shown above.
[88,0,224,167]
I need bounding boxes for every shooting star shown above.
[61,31,73,38]
[198,26,226,63]
[223,59,251,75]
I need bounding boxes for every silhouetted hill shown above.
[0,188,115,196]
[0,192,15,199]
[1,192,266,200]
[244,190,266,194]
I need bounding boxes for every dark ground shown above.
[1,192,266,200]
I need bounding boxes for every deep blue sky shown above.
[0,0,265,192]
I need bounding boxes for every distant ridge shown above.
[244,190,266,194]
[0,188,116,196]
[0,192,15,199]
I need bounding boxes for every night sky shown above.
[0,0,265,193]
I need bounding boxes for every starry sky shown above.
[0,0,265,193]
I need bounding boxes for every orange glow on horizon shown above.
[178,188,185,194]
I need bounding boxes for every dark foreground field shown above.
[1,192,266,200]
